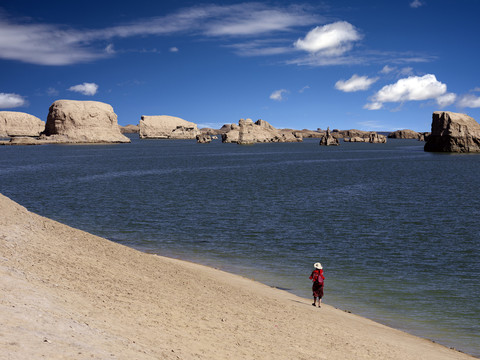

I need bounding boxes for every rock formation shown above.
[43,100,130,143]
[368,132,387,143]
[119,124,140,134]
[424,111,480,152]
[319,127,339,146]
[331,129,370,139]
[139,116,199,139]
[293,129,324,138]
[196,134,212,144]
[0,111,45,138]
[221,119,302,144]
[342,131,386,143]
[388,129,421,139]
[200,128,223,136]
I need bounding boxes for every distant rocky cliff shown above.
[425,111,480,152]
[139,115,199,139]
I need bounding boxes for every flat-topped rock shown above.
[44,100,130,143]
[425,111,480,152]
[221,119,302,144]
[139,115,199,139]
[0,111,45,137]
[388,129,421,139]
[119,124,140,134]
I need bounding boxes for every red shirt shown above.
[309,269,325,283]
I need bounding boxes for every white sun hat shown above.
[314,262,323,269]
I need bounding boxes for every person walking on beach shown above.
[309,262,324,308]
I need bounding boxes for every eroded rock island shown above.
[424,111,480,152]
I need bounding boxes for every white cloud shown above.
[294,21,361,56]
[46,87,59,96]
[335,74,378,92]
[436,93,456,107]
[68,82,99,96]
[105,44,115,54]
[458,94,480,108]
[410,0,424,8]
[398,67,414,76]
[363,102,383,110]
[270,89,288,101]
[169,47,179,52]
[365,74,448,110]
[380,65,396,74]
[0,92,26,108]
[299,85,310,93]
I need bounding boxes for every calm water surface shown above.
[1,136,479,357]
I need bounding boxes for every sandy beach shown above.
[0,192,476,360]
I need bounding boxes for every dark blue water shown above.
[1,136,479,357]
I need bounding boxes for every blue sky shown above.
[1,0,480,132]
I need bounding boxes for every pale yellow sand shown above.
[0,193,476,360]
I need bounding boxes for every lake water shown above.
[1,136,479,357]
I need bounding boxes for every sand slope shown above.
[0,193,475,359]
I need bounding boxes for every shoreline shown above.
[141,248,476,357]
[1,192,477,360]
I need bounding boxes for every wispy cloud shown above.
[458,94,480,108]
[357,120,393,131]
[68,82,98,96]
[365,74,449,110]
[380,65,395,74]
[46,87,59,96]
[0,4,320,66]
[226,39,294,57]
[270,89,288,101]
[410,0,424,8]
[0,15,109,65]
[436,93,456,108]
[335,74,378,92]
[203,4,319,36]
[0,92,26,108]
[299,85,310,93]
[169,47,179,53]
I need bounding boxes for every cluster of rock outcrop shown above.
[425,111,480,152]
[139,115,199,139]
[221,119,302,144]
[4,104,479,152]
